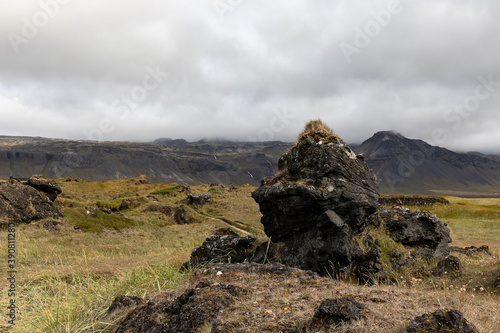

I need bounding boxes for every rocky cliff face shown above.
[0,136,290,185]
[252,130,380,277]
[0,175,62,223]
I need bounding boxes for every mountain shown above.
[353,131,500,195]
[0,136,290,186]
[1,133,499,195]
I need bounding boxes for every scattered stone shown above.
[0,180,63,223]
[115,283,244,333]
[25,175,62,201]
[98,206,113,214]
[64,176,83,182]
[252,127,380,278]
[433,255,461,277]
[186,192,211,205]
[377,206,451,258]
[86,206,98,216]
[43,220,61,233]
[391,256,417,270]
[182,228,255,269]
[494,276,500,289]
[313,297,366,325]
[405,309,478,333]
[177,185,191,194]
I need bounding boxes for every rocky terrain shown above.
[1,124,499,332]
[0,136,289,186]
[98,123,497,332]
[2,131,500,195]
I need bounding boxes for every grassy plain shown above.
[0,180,499,332]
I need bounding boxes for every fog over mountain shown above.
[1,1,500,153]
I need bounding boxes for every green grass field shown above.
[1,180,499,332]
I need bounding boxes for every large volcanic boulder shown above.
[252,128,379,277]
[0,179,62,223]
[376,206,451,258]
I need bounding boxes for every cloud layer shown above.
[1,0,499,153]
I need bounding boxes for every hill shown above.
[0,136,289,186]
[0,178,498,332]
[1,133,499,195]
[353,131,500,195]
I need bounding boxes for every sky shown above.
[1,0,499,153]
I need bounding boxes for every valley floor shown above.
[0,179,499,332]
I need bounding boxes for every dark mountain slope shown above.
[0,136,290,185]
[1,133,499,195]
[353,131,500,194]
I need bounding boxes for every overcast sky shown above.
[1,0,499,153]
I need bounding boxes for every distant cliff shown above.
[0,136,290,186]
[1,133,499,195]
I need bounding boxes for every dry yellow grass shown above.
[1,180,499,332]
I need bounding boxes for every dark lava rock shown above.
[355,234,386,283]
[252,130,379,277]
[107,295,143,315]
[115,283,244,333]
[43,220,61,233]
[433,255,461,277]
[405,309,478,333]
[186,192,211,205]
[377,206,451,258]
[494,276,500,289]
[25,175,62,201]
[0,180,62,223]
[182,228,255,269]
[313,297,366,325]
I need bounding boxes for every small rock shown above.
[186,192,212,205]
[494,276,500,289]
[405,309,478,333]
[182,228,255,269]
[433,255,461,277]
[43,220,61,233]
[313,297,366,325]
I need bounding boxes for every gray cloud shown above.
[1,0,499,153]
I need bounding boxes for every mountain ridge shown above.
[1,133,499,195]
[353,131,500,195]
